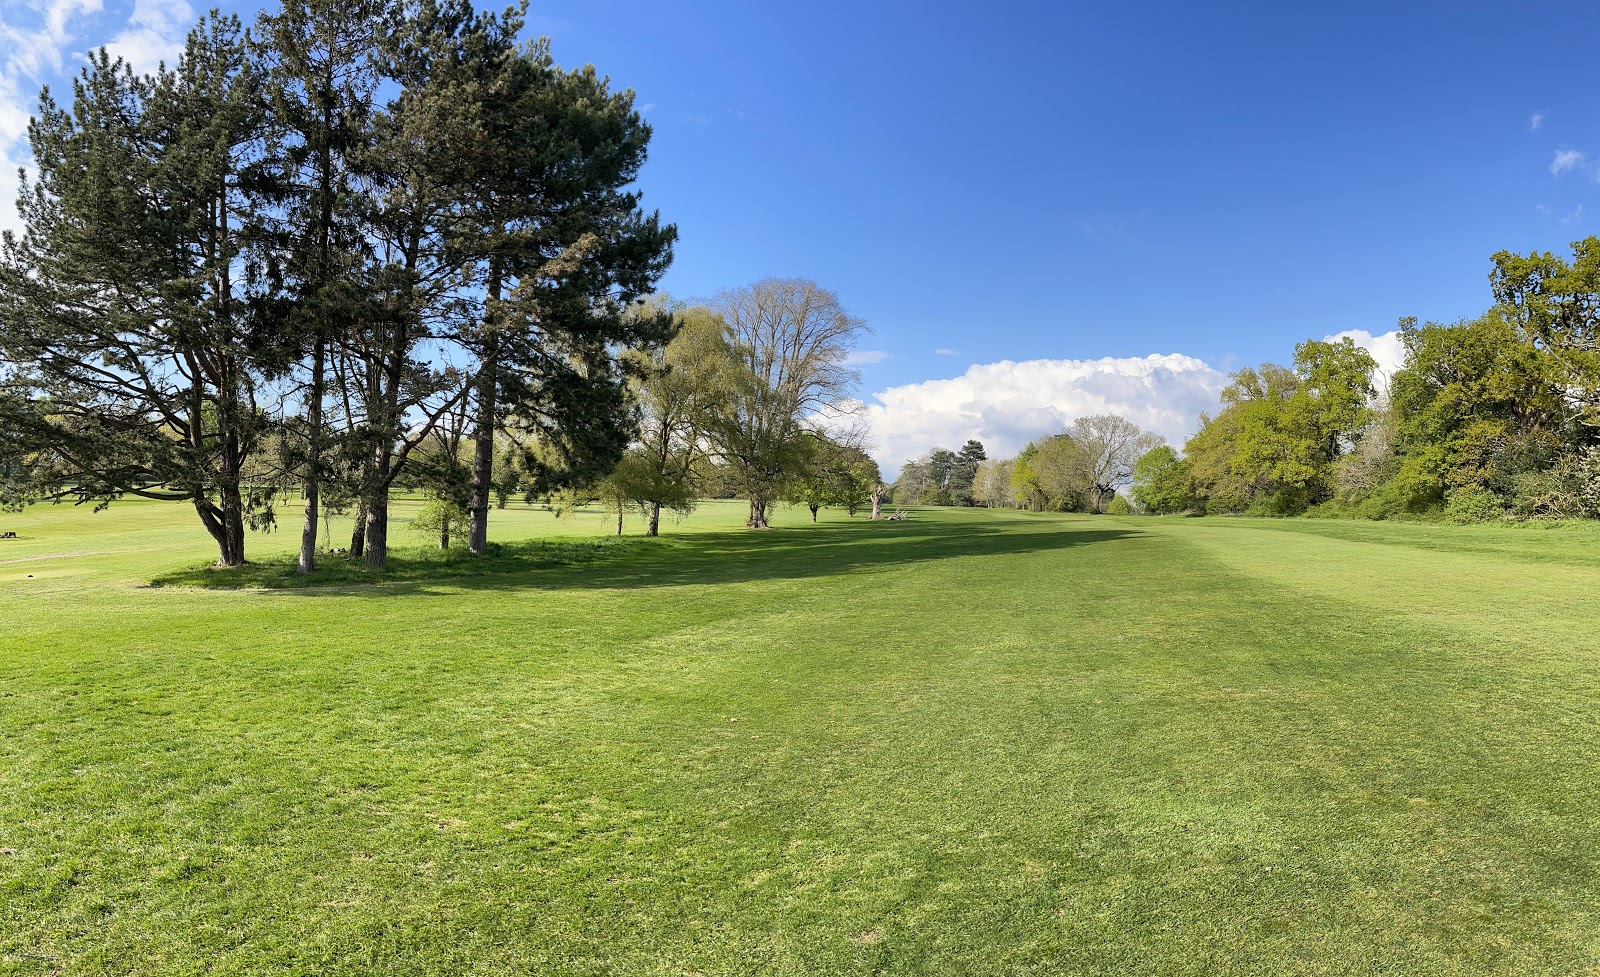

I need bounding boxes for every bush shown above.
[1105,494,1132,515]
[1443,488,1506,524]
[409,497,471,548]
[1510,446,1600,519]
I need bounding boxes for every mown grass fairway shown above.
[4,502,1600,975]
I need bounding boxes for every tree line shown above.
[888,416,1161,515]
[955,415,1162,514]
[1131,239,1600,521]
[0,1,872,567]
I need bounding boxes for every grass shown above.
[4,499,1600,974]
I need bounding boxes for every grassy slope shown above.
[3,501,1600,975]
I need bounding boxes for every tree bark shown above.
[468,351,497,555]
[647,502,660,537]
[809,504,819,522]
[468,266,502,556]
[870,483,884,520]
[748,495,770,529]
[364,494,388,568]
[197,488,247,568]
[298,337,324,574]
[616,509,624,536]
[349,500,366,559]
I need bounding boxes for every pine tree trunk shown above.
[349,500,366,559]
[468,355,496,554]
[647,502,660,537]
[298,337,324,574]
[218,433,246,567]
[366,253,412,570]
[468,269,501,556]
[364,494,389,569]
[198,488,247,568]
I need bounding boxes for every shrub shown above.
[1443,488,1506,524]
[410,497,471,548]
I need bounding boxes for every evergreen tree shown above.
[252,0,389,572]
[455,20,676,553]
[0,17,271,566]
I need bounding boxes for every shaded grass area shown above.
[4,502,1600,974]
[149,537,640,591]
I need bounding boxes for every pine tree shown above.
[0,16,271,566]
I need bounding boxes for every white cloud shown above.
[1530,110,1546,132]
[104,0,193,76]
[932,348,958,356]
[1,0,101,79]
[845,349,890,366]
[0,1,193,237]
[0,0,105,238]
[863,353,1227,477]
[1563,203,1584,225]
[1323,328,1406,393]
[1551,148,1585,176]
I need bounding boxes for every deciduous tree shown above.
[703,278,866,528]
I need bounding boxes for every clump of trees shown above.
[0,0,678,569]
[1125,237,1600,522]
[892,440,986,505]
[967,415,1161,513]
[1180,337,1377,515]
[701,278,868,529]
[534,281,876,534]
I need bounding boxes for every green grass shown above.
[4,499,1600,974]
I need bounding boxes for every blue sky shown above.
[5,1,1600,469]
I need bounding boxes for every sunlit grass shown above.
[4,500,1600,974]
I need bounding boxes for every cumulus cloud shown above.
[0,74,32,238]
[1323,328,1406,393]
[0,0,104,237]
[1551,148,1585,176]
[863,354,1228,477]
[0,0,193,237]
[104,0,193,75]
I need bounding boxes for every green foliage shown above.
[788,437,880,518]
[971,457,1015,508]
[1184,339,1376,514]
[1443,487,1507,524]
[1131,445,1195,514]
[1509,446,1600,518]
[1104,493,1132,514]
[1385,315,1570,515]
[407,497,472,548]
[1490,237,1600,426]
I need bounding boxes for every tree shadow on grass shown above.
[149,519,1142,597]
